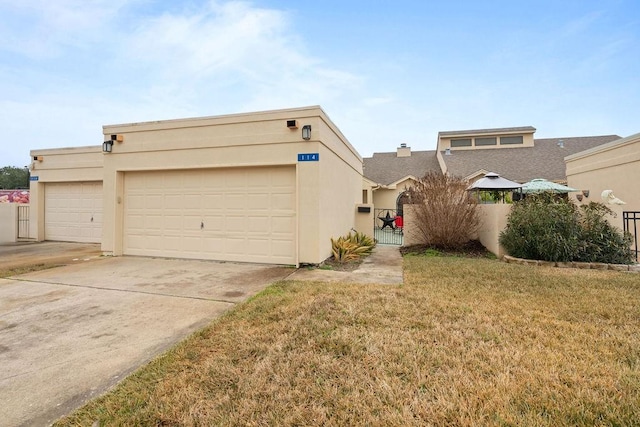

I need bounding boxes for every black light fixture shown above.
[102,140,113,153]
[302,125,311,140]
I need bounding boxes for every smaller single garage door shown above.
[45,182,103,243]
[123,167,296,264]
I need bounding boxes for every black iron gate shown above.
[623,211,639,262]
[374,208,403,245]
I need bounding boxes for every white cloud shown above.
[0,0,131,58]
[114,1,365,116]
[0,0,378,166]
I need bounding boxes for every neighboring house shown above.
[364,126,621,211]
[29,106,363,266]
[437,127,620,184]
[363,144,440,211]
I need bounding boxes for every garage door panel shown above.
[203,194,223,207]
[225,194,246,209]
[247,193,269,206]
[45,182,103,243]
[201,218,223,232]
[181,194,201,207]
[126,215,146,230]
[163,215,183,230]
[126,195,146,210]
[272,193,294,209]
[248,216,268,232]
[248,239,269,255]
[225,238,246,255]
[124,167,296,264]
[272,216,295,233]
[202,238,224,253]
[225,216,245,232]
[146,195,164,209]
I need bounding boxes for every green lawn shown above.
[56,254,640,426]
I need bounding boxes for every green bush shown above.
[331,232,376,263]
[499,194,634,264]
[578,203,635,264]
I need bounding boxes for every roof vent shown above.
[445,148,452,156]
[557,139,564,148]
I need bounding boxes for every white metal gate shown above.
[17,205,29,239]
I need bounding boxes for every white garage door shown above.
[45,182,103,243]
[123,167,296,264]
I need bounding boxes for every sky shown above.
[1,0,639,167]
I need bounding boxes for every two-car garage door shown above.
[123,167,296,265]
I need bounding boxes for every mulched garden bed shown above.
[400,240,495,259]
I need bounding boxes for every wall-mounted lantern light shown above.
[576,194,583,202]
[582,190,590,198]
[302,125,312,140]
[102,140,113,153]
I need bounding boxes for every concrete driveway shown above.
[0,241,102,271]
[0,255,293,426]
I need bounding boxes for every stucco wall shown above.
[27,106,363,264]
[402,204,421,247]
[401,203,510,256]
[28,147,104,240]
[566,133,640,229]
[353,204,374,238]
[371,177,416,210]
[0,204,18,243]
[318,146,363,261]
[476,204,511,257]
[101,106,362,265]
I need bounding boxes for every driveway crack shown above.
[7,278,238,305]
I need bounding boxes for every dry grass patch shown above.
[0,263,59,278]
[56,257,640,426]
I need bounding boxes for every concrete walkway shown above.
[286,245,403,285]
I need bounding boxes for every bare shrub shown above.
[407,172,479,249]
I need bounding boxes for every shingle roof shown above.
[363,150,441,185]
[439,126,536,137]
[441,135,621,183]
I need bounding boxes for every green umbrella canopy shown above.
[521,178,578,194]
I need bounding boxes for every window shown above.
[362,189,368,204]
[451,138,472,147]
[475,137,497,146]
[500,135,523,145]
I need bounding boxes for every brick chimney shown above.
[397,143,411,157]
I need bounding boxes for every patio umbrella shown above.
[467,172,522,191]
[521,178,577,194]
[467,172,522,203]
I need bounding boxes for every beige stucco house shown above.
[29,107,635,261]
[566,132,640,223]
[29,106,364,266]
